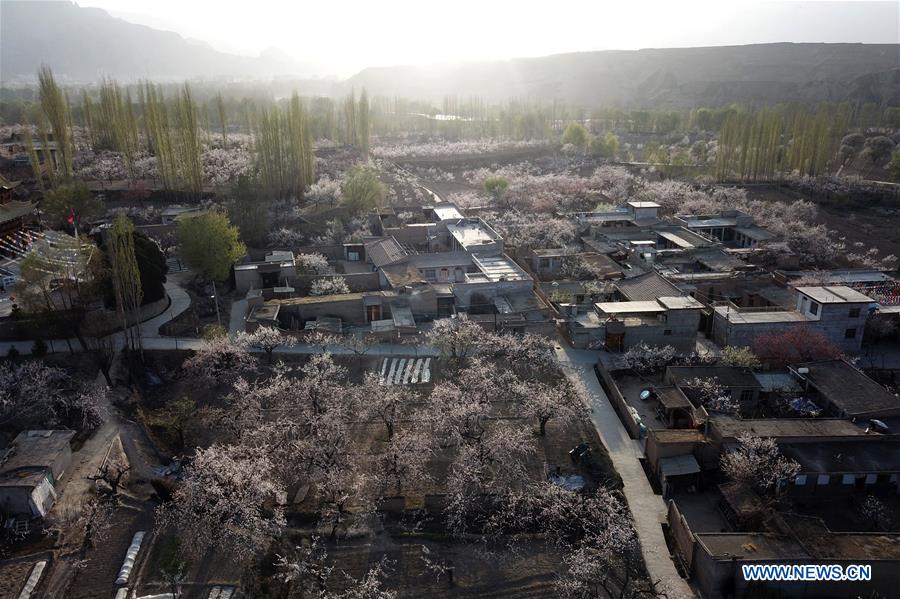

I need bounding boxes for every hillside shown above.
[0,0,329,82]
[344,44,900,108]
[2,2,897,109]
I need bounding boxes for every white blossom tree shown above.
[426,318,484,363]
[157,443,286,562]
[478,332,557,378]
[182,335,258,386]
[617,343,676,373]
[296,252,333,275]
[238,326,295,363]
[359,373,411,440]
[720,433,800,493]
[517,378,587,436]
[680,376,739,415]
[310,276,351,296]
[0,361,104,432]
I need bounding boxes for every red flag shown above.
[67,208,75,225]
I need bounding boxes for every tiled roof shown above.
[365,237,407,268]
[614,271,681,301]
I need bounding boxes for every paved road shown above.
[556,346,695,599]
[140,280,191,338]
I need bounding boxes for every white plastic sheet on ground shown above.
[115,531,146,585]
[17,560,46,599]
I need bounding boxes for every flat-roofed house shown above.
[569,295,703,350]
[711,285,875,353]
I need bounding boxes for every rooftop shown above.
[410,251,473,269]
[796,286,874,304]
[650,428,706,443]
[614,271,682,301]
[714,305,809,325]
[595,300,665,314]
[798,360,900,418]
[472,254,530,282]
[709,415,866,441]
[431,204,464,221]
[0,200,34,224]
[380,263,427,288]
[657,296,704,310]
[446,218,502,250]
[781,438,900,474]
[657,230,696,249]
[627,201,661,209]
[0,430,74,487]
[667,365,761,389]
[696,533,808,560]
[366,237,408,268]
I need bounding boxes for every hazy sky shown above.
[76,0,900,76]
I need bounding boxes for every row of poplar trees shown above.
[714,103,853,182]
[27,66,320,199]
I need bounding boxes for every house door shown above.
[366,304,381,322]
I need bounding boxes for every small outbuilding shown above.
[0,430,75,518]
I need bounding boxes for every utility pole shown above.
[211,281,222,327]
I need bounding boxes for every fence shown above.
[594,361,642,439]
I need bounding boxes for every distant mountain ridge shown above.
[344,44,900,108]
[0,0,330,82]
[1,2,897,110]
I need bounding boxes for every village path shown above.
[555,345,695,599]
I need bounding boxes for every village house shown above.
[243,204,554,336]
[673,210,775,249]
[790,359,900,420]
[0,430,75,519]
[568,295,703,350]
[234,250,298,294]
[711,285,875,353]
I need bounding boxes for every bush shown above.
[31,338,48,357]
[201,324,228,340]
[6,346,20,360]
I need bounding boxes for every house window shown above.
[663,330,672,336]
[739,389,755,404]
[865,474,877,485]
[539,258,551,269]
[794,475,807,486]
[845,328,857,339]
[423,269,436,281]
[848,308,860,318]
[842,474,855,485]
[809,301,819,315]
[816,474,830,486]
